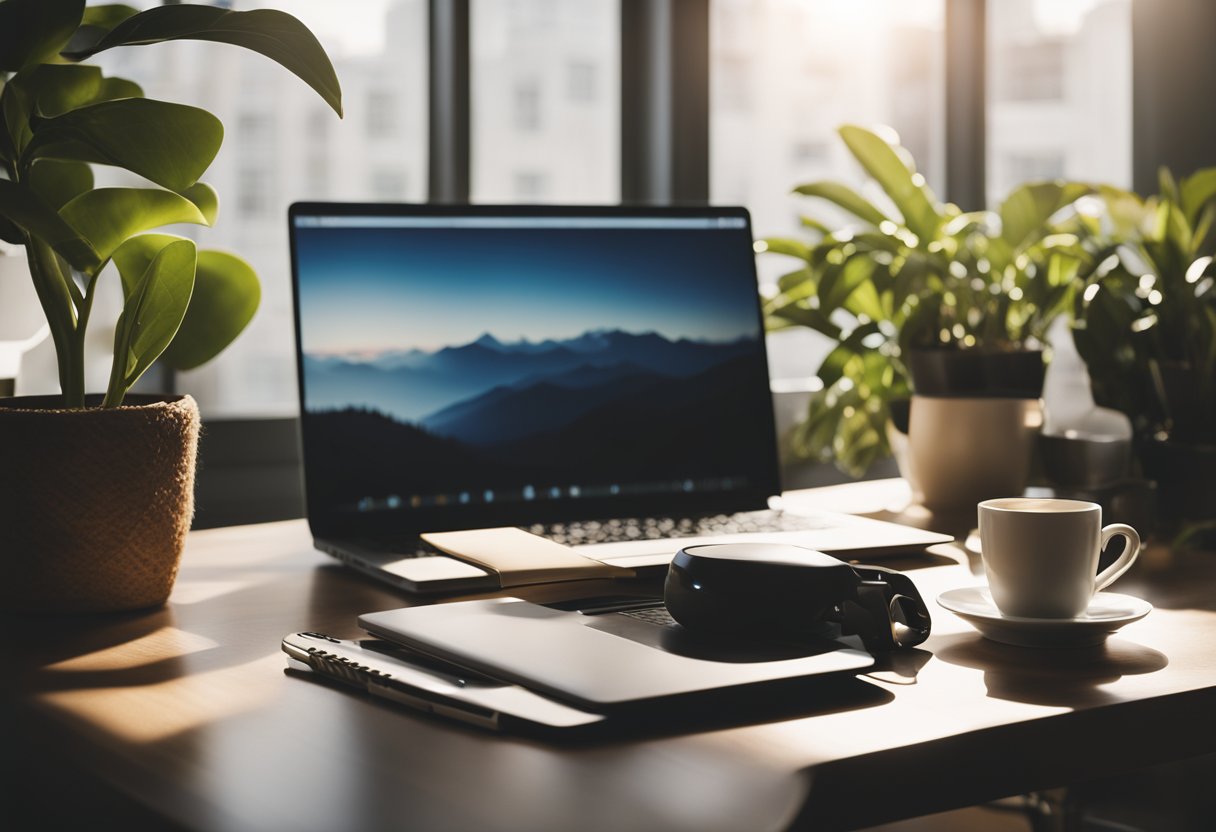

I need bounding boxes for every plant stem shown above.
[25,236,84,407]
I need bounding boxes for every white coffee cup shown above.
[978,497,1141,619]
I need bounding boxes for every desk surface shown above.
[7,480,1216,832]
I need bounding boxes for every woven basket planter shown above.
[0,394,200,613]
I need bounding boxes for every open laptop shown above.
[288,203,948,593]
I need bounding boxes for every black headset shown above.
[664,543,932,651]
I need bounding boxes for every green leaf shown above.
[0,177,97,270]
[27,158,93,209]
[821,254,875,312]
[63,4,140,56]
[62,6,343,117]
[762,237,811,260]
[799,215,832,235]
[0,215,23,244]
[793,180,889,227]
[816,322,881,387]
[161,249,259,370]
[0,0,85,72]
[58,187,213,264]
[1180,168,1216,229]
[111,233,181,298]
[1158,167,1180,204]
[838,124,942,245]
[1,75,33,159]
[844,278,886,323]
[1000,182,1073,251]
[92,76,143,104]
[767,301,842,339]
[14,64,102,117]
[776,266,813,295]
[81,4,139,29]
[107,237,196,402]
[25,98,223,192]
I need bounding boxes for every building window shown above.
[236,169,274,218]
[986,0,1132,203]
[513,170,548,199]
[567,60,597,102]
[513,81,542,131]
[471,0,620,203]
[367,90,399,137]
[710,0,946,383]
[371,170,410,200]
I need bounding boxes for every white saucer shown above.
[937,587,1152,648]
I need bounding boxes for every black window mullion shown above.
[428,0,471,203]
[944,0,986,210]
[621,0,709,205]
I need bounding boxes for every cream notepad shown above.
[421,527,634,587]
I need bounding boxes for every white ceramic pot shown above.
[905,395,1043,511]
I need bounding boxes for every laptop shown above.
[288,203,949,593]
[357,596,874,714]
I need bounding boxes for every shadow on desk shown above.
[933,632,1168,708]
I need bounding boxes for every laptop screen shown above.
[289,204,780,537]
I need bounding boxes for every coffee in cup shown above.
[977,497,1140,619]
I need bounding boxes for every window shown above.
[471,0,620,203]
[710,0,946,382]
[366,90,399,137]
[513,170,548,199]
[986,0,1132,203]
[567,60,597,103]
[512,82,543,131]
[370,169,410,200]
[77,1,430,417]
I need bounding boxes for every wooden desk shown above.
[6,482,1216,831]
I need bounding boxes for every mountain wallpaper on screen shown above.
[301,328,769,506]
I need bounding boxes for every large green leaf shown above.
[1180,168,1216,229]
[161,249,259,370]
[839,124,941,245]
[111,232,180,298]
[819,254,876,313]
[107,237,196,403]
[0,0,85,72]
[25,98,223,192]
[27,157,93,209]
[14,64,102,117]
[62,6,343,117]
[767,301,841,340]
[58,186,214,264]
[793,181,889,227]
[81,4,138,29]
[762,237,811,260]
[0,177,97,269]
[999,182,1083,251]
[1,75,34,159]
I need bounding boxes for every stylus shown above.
[282,632,604,730]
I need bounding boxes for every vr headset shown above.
[664,543,932,651]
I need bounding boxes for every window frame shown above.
[188,0,1212,528]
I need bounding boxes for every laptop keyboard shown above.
[615,606,677,627]
[361,510,834,559]
[525,509,834,547]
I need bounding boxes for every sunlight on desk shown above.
[44,627,219,673]
[41,653,284,744]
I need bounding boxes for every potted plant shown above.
[1072,168,1216,529]
[0,0,342,612]
[764,124,1088,508]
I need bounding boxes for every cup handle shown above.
[1094,524,1141,591]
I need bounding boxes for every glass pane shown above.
[710,0,946,381]
[471,0,620,203]
[77,1,429,417]
[987,0,1132,204]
